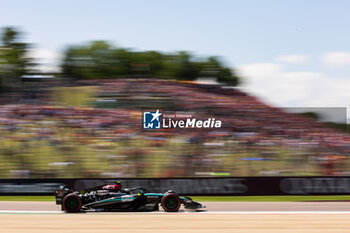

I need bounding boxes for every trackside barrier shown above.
[1,177,350,195]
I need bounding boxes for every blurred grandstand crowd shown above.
[0,79,349,178]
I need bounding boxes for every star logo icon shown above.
[150,109,162,122]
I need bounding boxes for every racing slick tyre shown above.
[62,193,82,213]
[161,193,181,212]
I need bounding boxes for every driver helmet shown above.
[115,181,122,189]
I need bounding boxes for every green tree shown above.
[62,41,115,80]
[197,57,239,86]
[61,41,240,86]
[0,27,32,89]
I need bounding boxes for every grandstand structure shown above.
[0,79,348,178]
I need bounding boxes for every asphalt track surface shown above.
[3,201,350,211]
[3,201,350,232]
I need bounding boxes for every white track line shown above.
[197,211,350,214]
[2,210,350,214]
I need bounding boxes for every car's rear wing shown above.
[54,185,73,205]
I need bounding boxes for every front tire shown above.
[62,193,82,213]
[161,193,181,212]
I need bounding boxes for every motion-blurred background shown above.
[0,0,349,179]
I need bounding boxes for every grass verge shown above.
[0,196,55,201]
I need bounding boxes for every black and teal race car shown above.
[55,186,205,213]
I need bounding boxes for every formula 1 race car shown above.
[55,185,206,213]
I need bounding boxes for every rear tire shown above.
[62,193,82,213]
[161,194,181,212]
